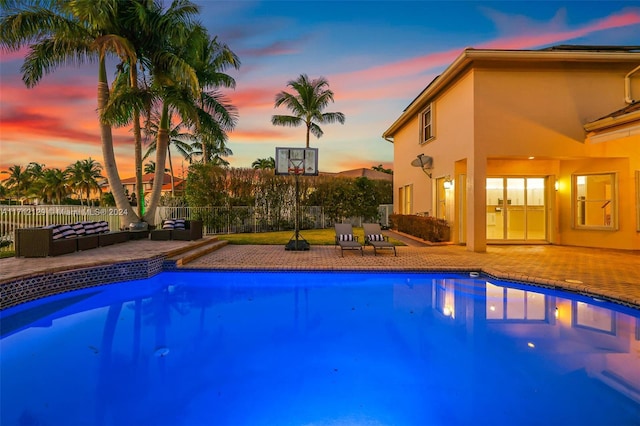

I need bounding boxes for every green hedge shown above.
[390,214,450,242]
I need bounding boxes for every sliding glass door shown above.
[486,177,546,241]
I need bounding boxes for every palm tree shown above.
[0,0,140,225]
[66,158,103,205]
[41,168,69,204]
[252,157,276,170]
[143,160,169,174]
[144,161,156,174]
[144,112,194,196]
[1,165,30,204]
[183,27,240,164]
[271,74,345,148]
[103,0,203,218]
[185,136,233,166]
[105,4,210,222]
[142,24,239,220]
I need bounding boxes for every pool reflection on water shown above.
[1,271,639,426]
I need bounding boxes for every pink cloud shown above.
[1,108,98,142]
[477,10,640,50]
[229,128,292,141]
[332,9,640,94]
[231,86,277,109]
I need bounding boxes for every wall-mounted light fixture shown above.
[554,180,559,191]
[410,154,433,179]
[443,176,453,190]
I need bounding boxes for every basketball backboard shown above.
[275,147,319,176]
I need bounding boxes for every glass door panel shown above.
[487,177,547,242]
[486,178,504,239]
[526,178,546,239]
[506,178,525,240]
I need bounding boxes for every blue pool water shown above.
[1,271,639,426]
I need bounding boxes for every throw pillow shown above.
[368,234,384,242]
[45,224,64,240]
[339,234,353,241]
[57,224,77,239]
[72,222,86,236]
[162,220,175,230]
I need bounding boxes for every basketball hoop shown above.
[275,147,318,176]
[288,158,305,175]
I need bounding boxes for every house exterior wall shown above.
[386,49,640,252]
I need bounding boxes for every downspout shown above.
[624,64,640,104]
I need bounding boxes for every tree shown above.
[140,22,239,223]
[144,112,194,196]
[372,164,393,175]
[271,74,345,148]
[1,165,30,204]
[184,28,240,164]
[0,0,140,224]
[251,157,275,170]
[40,168,69,204]
[66,158,103,206]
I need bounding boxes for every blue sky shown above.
[1,1,639,178]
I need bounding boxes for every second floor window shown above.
[421,104,433,143]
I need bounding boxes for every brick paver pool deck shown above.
[1,231,639,308]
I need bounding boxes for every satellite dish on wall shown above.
[411,154,433,178]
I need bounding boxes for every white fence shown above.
[0,204,394,252]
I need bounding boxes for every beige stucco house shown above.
[382,45,640,252]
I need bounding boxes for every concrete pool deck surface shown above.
[1,231,639,308]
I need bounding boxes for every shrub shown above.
[390,214,450,242]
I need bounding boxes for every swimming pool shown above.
[1,271,639,425]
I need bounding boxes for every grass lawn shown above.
[218,228,405,246]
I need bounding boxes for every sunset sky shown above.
[1,1,640,180]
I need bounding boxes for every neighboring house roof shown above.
[382,45,640,140]
[121,173,175,185]
[584,101,640,132]
[160,179,185,192]
[321,168,393,181]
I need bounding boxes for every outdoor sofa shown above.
[150,219,203,241]
[15,221,130,257]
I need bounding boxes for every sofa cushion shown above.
[56,224,77,239]
[45,224,65,240]
[72,222,86,236]
[97,221,110,233]
[84,221,99,235]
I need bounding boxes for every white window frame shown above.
[572,172,617,230]
[420,104,434,144]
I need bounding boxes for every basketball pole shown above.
[287,166,309,250]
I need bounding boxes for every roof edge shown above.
[585,109,640,132]
[382,47,640,140]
